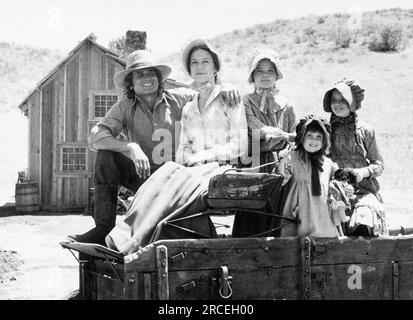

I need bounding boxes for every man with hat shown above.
[67,49,240,245]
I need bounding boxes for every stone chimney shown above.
[123,30,147,57]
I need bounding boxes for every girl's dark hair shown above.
[186,45,220,83]
[295,116,330,157]
[295,115,330,196]
[123,68,164,99]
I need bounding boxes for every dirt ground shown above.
[0,208,95,300]
[0,188,412,300]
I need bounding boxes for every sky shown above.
[0,0,412,58]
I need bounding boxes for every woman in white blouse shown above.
[106,39,248,254]
[176,39,248,166]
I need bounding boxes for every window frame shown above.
[88,90,122,120]
[57,143,89,174]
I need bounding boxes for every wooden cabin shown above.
[17,34,186,212]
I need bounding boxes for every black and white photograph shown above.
[1,0,413,305]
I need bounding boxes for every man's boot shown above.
[67,185,118,246]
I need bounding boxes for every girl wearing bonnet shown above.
[323,78,387,236]
[279,116,339,238]
[243,48,297,173]
[232,48,297,237]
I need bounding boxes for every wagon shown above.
[61,171,413,300]
[61,232,413,300]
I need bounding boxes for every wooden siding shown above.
[107,60,116,89]
[52,68,65,207]
[90,46,104,90]
[41,82,54,206]
[100,55,107,89]
[65,56,79,142]
[78,45,89,142]
[28,92,41,184]
[60,177,89,207]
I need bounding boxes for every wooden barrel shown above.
[15,182,39,213]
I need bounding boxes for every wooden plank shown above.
[107,60,115,89]
[28,93,41,183]
[90,47,101,90]
[69,177,77,206]
[79,260,96,300]
[124,272,140,300]
[63,66,67,141]
[310,262,393,300]
[100,55,106,89]
[392,261,399,300]
[78,45,89,142]
[41,82,54,206]
[38,91,43,203]
[51,134,59,206]
[168,269,216,300]
[57,176,63,207]
[113,64,123,92]
[143,273,152,300]
[27,101,32,180]
[398,261,413,299]
[52,76,64,206]
[166,266,301,300]
[55,69,65,143]
[312,236,413,265]
[125,236,413,273]
[62,177,69,205]
[55,175,87,207]
[54,173,92,178]
[231,266,300,300]
[77,177,88,206]
[125,237,301,273]
[96,274,123,300]
[65,56,79,141]
[156,245,169,300]
[301,237,312,300]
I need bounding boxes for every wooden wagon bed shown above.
[61,234,413,300]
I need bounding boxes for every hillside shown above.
[0,43,62,113]
[162,8,413,84]
[161,8,413,196]
[0,43,62,204]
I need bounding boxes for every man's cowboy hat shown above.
[323,78,365,113]
[248,48,283,83]
[182,39,222,75]
[114,50,172,88]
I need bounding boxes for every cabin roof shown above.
[17,34,122,113]
[17,33,188,115]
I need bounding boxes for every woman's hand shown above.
[352,167,370,183]
[127,142,151,179]
[186,153,207,167]
[263,127,289,139]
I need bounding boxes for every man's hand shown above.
[127,142,151,179]
[220,82,241,108]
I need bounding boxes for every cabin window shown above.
[62,147,87,171]
[94,94,119,118]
